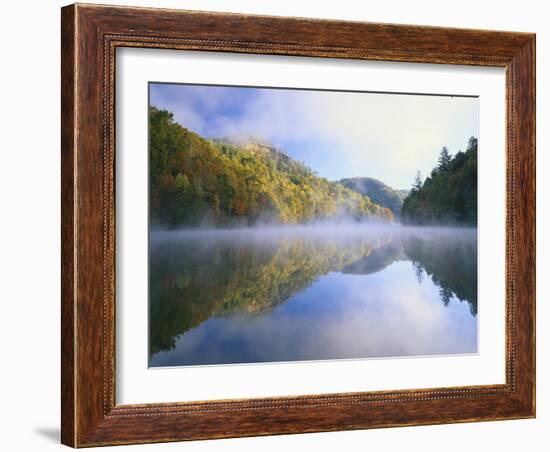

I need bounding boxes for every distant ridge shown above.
[339,177,408,217]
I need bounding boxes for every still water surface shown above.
[149,225,477,367]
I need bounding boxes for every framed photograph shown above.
[61,3,536,447]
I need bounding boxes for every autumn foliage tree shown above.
[149,106,394,228]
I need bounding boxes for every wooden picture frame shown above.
[61,3,535,447]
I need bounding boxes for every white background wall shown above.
[0,1,546,451]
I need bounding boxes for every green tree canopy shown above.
[401,137,477,226]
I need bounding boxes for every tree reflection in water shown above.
[149,226,477,360]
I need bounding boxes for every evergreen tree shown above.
[413,171,423,191]
[437,146,452,172]
[401,138,477,226]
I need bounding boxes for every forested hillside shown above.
[340,177,408,217]
[150,107,393,227]
[401,137,477,225]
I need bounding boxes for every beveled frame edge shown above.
[61,3,535,447]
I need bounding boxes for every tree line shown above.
[149,107,393,228]
[401,137,477,226]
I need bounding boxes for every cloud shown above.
[150,84,478,188]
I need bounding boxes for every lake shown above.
[148,225,477,367]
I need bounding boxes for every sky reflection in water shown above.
[149,226,477,367]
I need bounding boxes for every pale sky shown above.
[150,83,478,189]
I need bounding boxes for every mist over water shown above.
[148,224,477,367]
